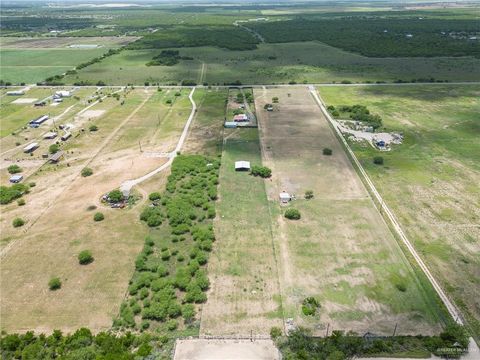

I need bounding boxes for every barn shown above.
[235,161,251,171]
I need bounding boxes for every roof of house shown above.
[279,192,291,199]
[235,160,251,169]
[233,114,248,121]
[23,142,39,151]
[10,174,23,181]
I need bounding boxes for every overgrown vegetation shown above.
[78,250,94,265]
[276,324,469,359]
[328,104,383,129]
[7,165,21,174]
[115,155,220,331]
[48,278,62,291]
[285,208,301,220]
[12,218,25,228]
[0,184,29,205]
[301,297,320,316]
[146,50,193,66]
[81,167,93,177]
[251,18,480,58]
[250,165,272,178]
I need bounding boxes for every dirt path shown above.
[120,87,197,193]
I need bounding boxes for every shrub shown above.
[48,277,62,290]
[148,192,161,201]
[12,217,25,228]
[7,164,22,174]
[78,250,94,265]
[302,297,320,316]
[0,184,29,204]
[167,320,178,331]
[108,189,123,202]
[93,212,104,222]
[323,148,333,156]
[89,124,98,132]
[182,304,195,322]
[395,283,407,292]
[29,182,36,187]
[49,144,60,154]
[373,156,384,165]
[270,327,282,339]
[285,208,301,220]
[81,168,93,177]
[250,165,272,178]
[17,199,26,206]
[305,190,314,199]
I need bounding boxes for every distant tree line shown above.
[250,18,480,58]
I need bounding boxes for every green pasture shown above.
[318,84,480,340]
[63,42,480,85]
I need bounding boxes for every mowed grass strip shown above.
[200,129,283,335]
[318,84,480,340]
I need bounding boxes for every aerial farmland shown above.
[0,1,479,360]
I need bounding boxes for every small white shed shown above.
[235,161,251,171]
[279,192,291,203]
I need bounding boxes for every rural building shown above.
[49,151,64,163]
[7,90,25,96]
[23,142,39,153]
[233,114,249,122]
[29,115,49,128]
[279,192,291,203]
[55,90,71,98]
[61,132,72,141]
[224,122,237,128]
[235,161,251,171]
[53,98,63,103]
[43,132,57,139]
[9,175,23,183]
[266,104,273,111]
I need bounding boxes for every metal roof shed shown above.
[9,175,23,183]
[234,161,251,171]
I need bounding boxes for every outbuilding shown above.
[224,121,237,128]
[43,132,57,139]
[29,115,49,128]
[233,114,248,122]
[49,151,64,163]
[235,160,251,171]
[23,142,39,153]
[61,132,72,141]
[55,90,71,98]
[9,174,23,183]
[7,91,25,96]
[279,192,291,203]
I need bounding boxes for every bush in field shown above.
[270,327,282,339]
[140,207,163,227]
[250,165,272,178]
[373,156,384,165]
[48,277,62,291]
[285,208,301,220]
[148,192,161,201]
[302,297,320,316]
[323,148,333,156]
[305,190,314,199]
[89,124,98,132]
[49,144,60,154]
[108,189,123,202]
[78,250,94,265]
[81,167,93,177]
[7,164,22,174]
[93,212,104,222]
[12,217,25,228]
[17,199,26,206]
[182,304,195,322]
[0,184,29,204]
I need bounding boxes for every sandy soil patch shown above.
[174,339,280,360]
[12,98,38,104]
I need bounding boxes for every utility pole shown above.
[392,323,398,337]
[326,323,330,337]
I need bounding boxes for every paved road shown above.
[310,85,480,356]
[120,87,197,194]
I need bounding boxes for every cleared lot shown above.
[254,87,444,335]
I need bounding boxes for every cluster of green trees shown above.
[328,104,383,130]
[275,324,469,359]
[0,328,155,359]
[7,165,21,174]
[250,18,480,58]
[146,50,193,66]
[116,155,220,330]
[250,165,272,178]
[0,183,29,205]
[128,26,259,51]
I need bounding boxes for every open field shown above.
[0,87,195,333]
[318,84,480,340]
[200,128,283,335]
[0,37,137,84]
[254,87,445,335]
[62,42,480,86]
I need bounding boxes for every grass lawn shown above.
[63,42,480,85]
[318,84,480,340]
[200,128,283,335]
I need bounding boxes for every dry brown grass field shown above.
[0,87,195,333]
[253,87,444,335]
